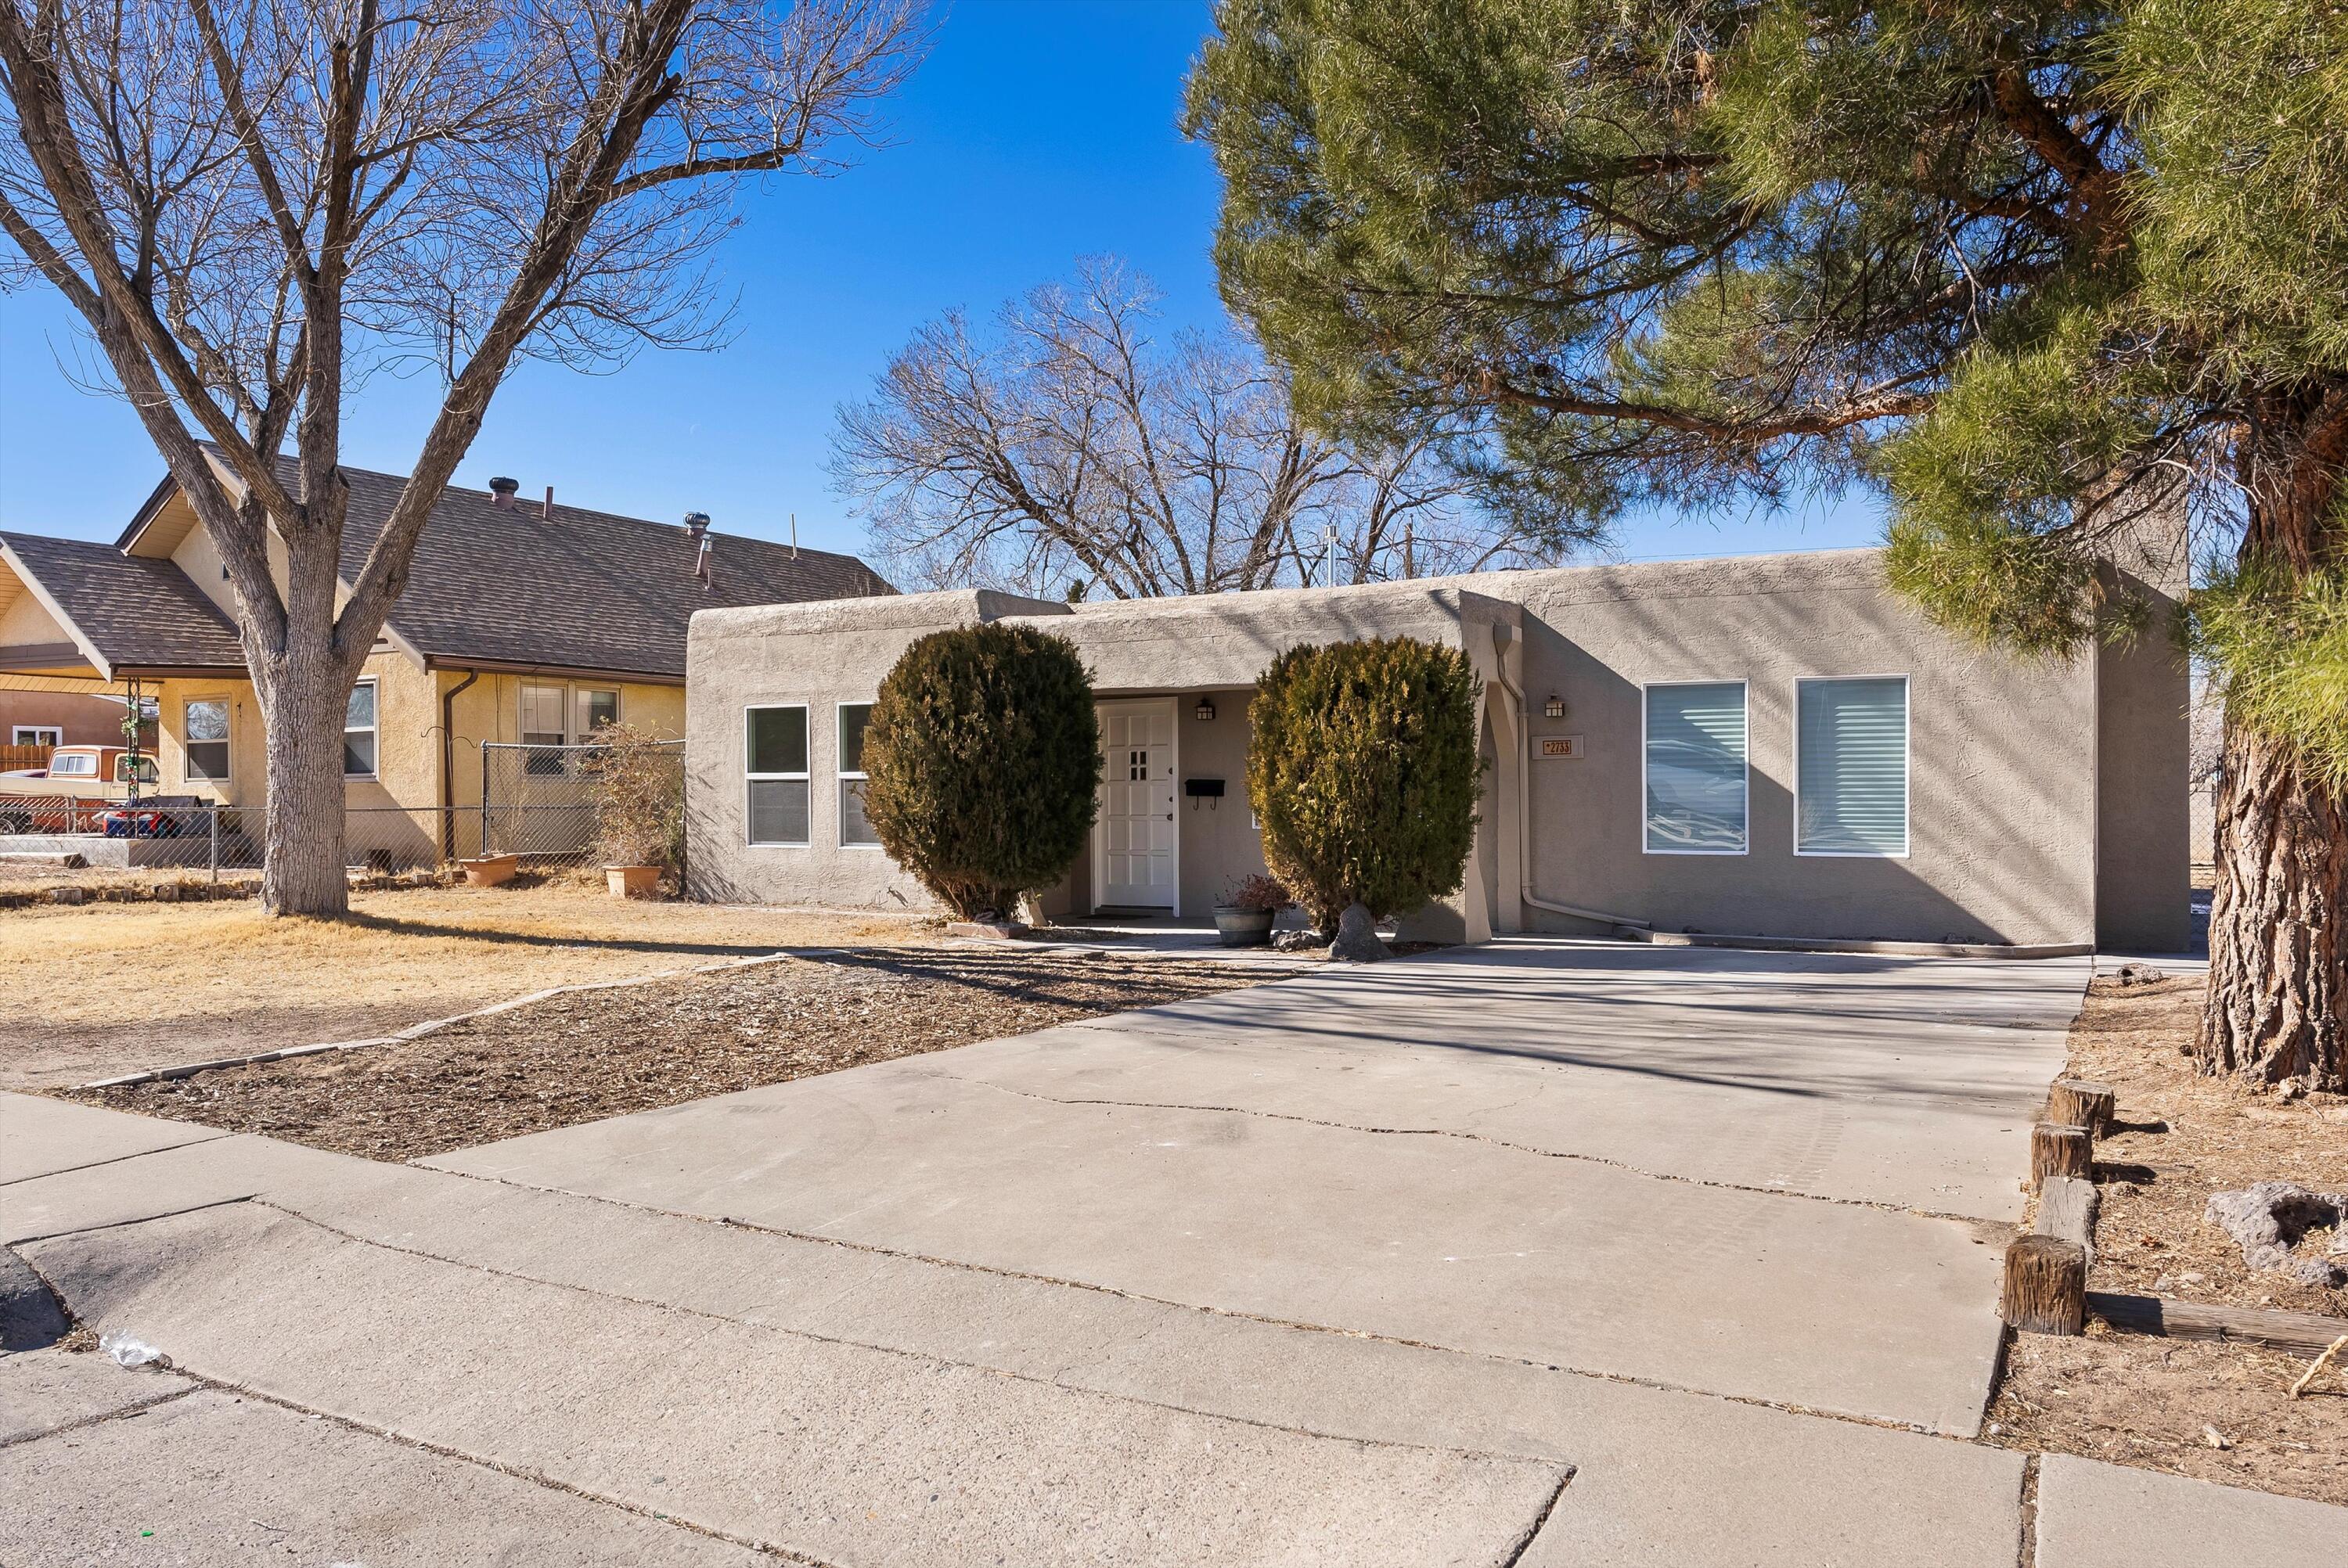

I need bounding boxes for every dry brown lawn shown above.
[1985,972,2348,1505]
[0,879,922,1088]
[66,948,1269,1161]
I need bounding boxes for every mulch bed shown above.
[1983,971,2348,1505]
[63,949,1269,1163]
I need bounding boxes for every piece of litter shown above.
[2202,1423,2231,1451]
[99,1332,166,1368]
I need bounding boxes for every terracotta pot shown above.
[459,853,518,888]
[606,864,661,899]
[1212,906,1275,947]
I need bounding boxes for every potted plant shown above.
[585,721,682,898]
[1213,873,1291,946]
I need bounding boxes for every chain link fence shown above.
[0,739,684,879]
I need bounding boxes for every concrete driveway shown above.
[5,938,2343,1565]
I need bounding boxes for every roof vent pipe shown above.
[693,532,713,590]
[682,511,711,540]
[540,485,554,520]
[488,476,520,509]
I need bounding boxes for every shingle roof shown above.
[0,530,247,674]
[328,462,891,679]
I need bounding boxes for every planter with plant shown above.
[584,721,683,899]
[1212,872,1291,946]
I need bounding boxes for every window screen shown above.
[746,706,809,845]
[1644,682,1748,853]
[837,703,877,847]
[185,699,230,782]
[343,682,378,777]
[1798,678,1909,855]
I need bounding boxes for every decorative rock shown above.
[1270,928,1327,955]
[2204,1182,2348,1289]
[945,919,1026,940]
[1327,902,1390,964]
[45,886,86,905]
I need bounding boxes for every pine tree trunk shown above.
[2198,723,2346,1089]
[255,654,355,919]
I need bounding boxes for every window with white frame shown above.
[12,725,62,746]
[1797,677,1910,856]
[520,683,567,775]
[837,702,878,847]
[745,705,810,846]
[1643,681,1748,854]
[343,682,378,777]
[184,699,230,782]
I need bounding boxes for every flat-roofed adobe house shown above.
[0,457,889,862]
[685,545,2188,953]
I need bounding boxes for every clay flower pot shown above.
[459,853,518,888]
[605,864,661,899]
[1212,905,1275,946]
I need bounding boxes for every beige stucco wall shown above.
[684,549,2170,948]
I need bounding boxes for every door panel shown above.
[1097,703,1176,908]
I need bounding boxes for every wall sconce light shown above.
[1194,698,1216,721]
[1543,694,1565,720]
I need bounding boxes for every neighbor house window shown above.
[520,683,567,775]
[745,705,809,846]
[184,699,230,782]
[13,725,62,746]
[1797,677,1910,856]
[837,702,878,847]
[1643,681,1748,854]
[577,688,618,741]
[344,682,378,777]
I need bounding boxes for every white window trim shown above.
[1792,674,1912,859]
[744,703,811,848]
[344,679,380,781]
[836,699,882,849]
[1640,678,1750,857]
[182,698,232,784]
[12,725,63,746]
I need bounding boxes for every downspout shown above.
[439,668,479,862]
[1489,630,1648,933]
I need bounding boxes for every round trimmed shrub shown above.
[1246,636,1482,933]
[862,623,1101,919]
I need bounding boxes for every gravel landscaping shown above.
[63,948,1271,1162]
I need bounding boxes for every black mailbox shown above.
[1183,778,1225,797]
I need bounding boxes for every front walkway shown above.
[4,940,2340,1565]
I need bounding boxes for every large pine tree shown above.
[1187,0,2346,1089]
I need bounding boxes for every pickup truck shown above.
[0,745,164,833]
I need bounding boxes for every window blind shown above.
[1644,682,1748,852]
[1798,678,1908,854]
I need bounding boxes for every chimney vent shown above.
[693,532,713,590]
[682,510,711,540]
[488,476,520,509]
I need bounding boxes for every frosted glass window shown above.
[185,699,229,781]
[1644,682,1748,853]
[1798,678,1910,855]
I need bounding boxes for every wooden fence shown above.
[0,743,55,773]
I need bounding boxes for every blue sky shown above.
[0,0,1881,563]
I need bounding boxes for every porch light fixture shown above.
[1194,698,1215,721]
[1543,693,1565,720]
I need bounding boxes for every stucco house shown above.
[685,547,2188,952]
[0,457,889,861]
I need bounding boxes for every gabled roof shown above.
[325,464,888,679]
[105,455,894,682]
[0,531,247,677]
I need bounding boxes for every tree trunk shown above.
[2198,722,2346,1088]
[257,657,355,918]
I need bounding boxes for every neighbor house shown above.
[684,544,2188,952]
[0,456,889,862]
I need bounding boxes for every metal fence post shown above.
[209,804,219,883]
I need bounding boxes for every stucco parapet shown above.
[690,588,1068,647]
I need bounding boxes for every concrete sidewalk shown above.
[5,940,2342,1565]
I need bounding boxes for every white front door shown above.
[1096,699,1178,911]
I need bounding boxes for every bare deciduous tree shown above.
[0,0,925,915]
[831,259,1552,599]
